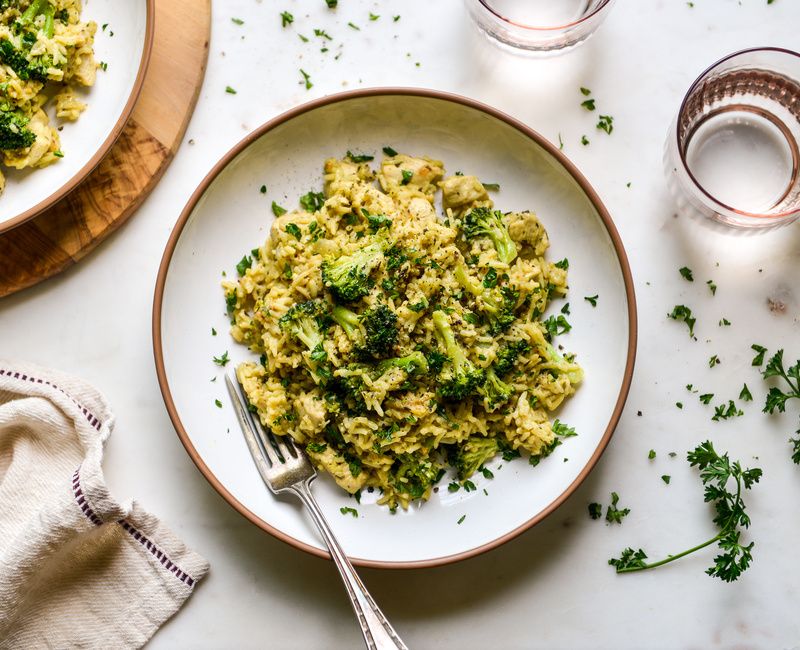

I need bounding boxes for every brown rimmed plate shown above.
[153,88,637,569]
[0,0,154,234]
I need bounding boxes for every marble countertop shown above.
[2,1,799,648]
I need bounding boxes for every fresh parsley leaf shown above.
[231,17,244,25]
[212,351,230,366]
[580,86,592,96]
[679,266,694,281]
[581,99,596,111]
[661,475,671,485]
[588,502,603,519]
[709,354,720,368]
[214,399,223,408]
[554,258,569,270]
[584,294,598,307]
[236,255,252,276]
[280,10,294,26]
[739,384,753,402]
[225,86,237,95]
[543,314,572,341]
[605,492,630,524]
[580,135,590,146]
[699,393,714,405]
[668,305,696,338]
[597,114,614,134]
[751,344,767,366]
[299,190,324,212]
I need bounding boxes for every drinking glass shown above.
[665,47,800,230]
[464,0,616,56]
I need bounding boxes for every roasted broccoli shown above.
[450,436,499,480]
[278,300,331,380]
[462,207,517,264]
[392,453,443,500]
[432,310,485,400]
[455,264,519,335]
[478,368,513,412]
[495,340,531,376]
[0,107,34,150]
[0,0,58,82]
[332,303,398,359]
[321,240,384,302]
[542,341,584,384]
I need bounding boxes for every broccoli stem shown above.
[331,305,361,340]
[432,310,465,367]
[454,264,482,296]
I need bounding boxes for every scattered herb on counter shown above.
[751,344,767,366]
[272,201,287,217]
[348,21,360,30]
[609,440,761,582]
[759,349,800,463]
[699,393,714,405]
[581,99,596,111]
[597,115,614,135]
[581,135,589,146]
[225,86,237,94]
[213,351,230,366]
[707,280,717,295]
[712,400,743,422]
[314,28,332,40]
[676,402,683,409]
[588,502,603,519]
[719,318,731,327]
[231,17,244,25]
[340,507,358,517]
[260,185,267,194]
[709,354,720,368]
[605,492,630,524]
[369,12,379,20]
[211,328,217,336]
[584,294,598,307]
[325,0,337,7]
[457,514,466,525]
[679,266,694,281]
[214,399,223,408]
[739,384,753,402]
[648,450,656,460]
[299,69,313,90]
[580,86,592,96]
[661,475,671,485]
[668,304,696,338]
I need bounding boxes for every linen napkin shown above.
[0,361,209,649]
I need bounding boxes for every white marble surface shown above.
[2,1,800,648]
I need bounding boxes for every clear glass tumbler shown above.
[464,0,616,56]
[665,47,800,230]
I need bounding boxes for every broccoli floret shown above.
[494,340,531,376]
[377,351,429,375]
[478,368,513,412]
[279,300,331,380]
[392,453,443,499]
[332,303,398,359]
[542,342,584,385]
[424,348,448,374]
[432,310,485,401]
[455,264,519,335]
[451,436,499,480]
[360,304,398,358]
[462,207,517,264]
[0,107,34,150]
[0,0,57,82]
[321,240,384,302]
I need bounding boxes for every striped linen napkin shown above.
[0,361,209,649]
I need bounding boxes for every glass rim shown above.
[676,46,800,221]
[475,0,614,32]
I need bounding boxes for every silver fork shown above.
[225,374,409,650]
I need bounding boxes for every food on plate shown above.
[224,151,582,510]
[0,0,99,193]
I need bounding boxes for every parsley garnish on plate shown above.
[231,17,244,25]
[584,294,598,307]
[272,201,287,217]
[648,449,656,459]
[581,99,596,111]
[739,384,753,402]
[213,351,230,366]
[214,399,223,408]
[580,87,591,96]
[236,255,252,276]
[369,12,379,20]
[580,135,589,146]
[709,354,720,368]
[751,344,768,366]
[346,150,374,163]
[588,502,603,519]
[340,506,358,517]
[597,115,614,135]
[400,169,413,185]
[285,223,302,240]
[457,514,466,525]
[280,11,294,26]
[382,146,398,157]
[609,441,762,582]
[299,69,313,90]
[225,86,237,95]
[679,266,694,281]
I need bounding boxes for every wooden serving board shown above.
[0,0,211,298]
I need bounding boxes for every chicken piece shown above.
[308,445,369,494]
[439,175,491,217]
[297,392,328,436]
[378,154,444,201]
[507,211,549,257]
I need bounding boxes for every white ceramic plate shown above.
[154,89,637,568]
[0,0,153,233]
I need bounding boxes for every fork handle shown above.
[290,480,409,650]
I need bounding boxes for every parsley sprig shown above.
[758,348,800,463]
[609,441,762,582]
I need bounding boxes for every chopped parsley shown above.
[280,11,294,26]
[457,514,466,525]
[584,294,598,307]
[348,21,360,30]
[285,223,302,240]
[272,201,287,217]
[707,280,717,295]
[382,145,398,156]
[719,318,731,327]
[369,12,379,20]
[699,393,714,405]
[581,135,590,146]
[588,502,603,519]
[346,150,374,163]
[581,99,596,111]
[299,69,313,90]
[605,492,630,524]
[712,400,743,422]
[214,399,222,408]
[661,475,671,485]
[236,254,252,276]
[739,384,753,402]
[400,169,413,185]
[260,185,267,194]
[597,115,614,135]
[668,304,696,338]
[648,449,656,460]
[213,351,230,366]
[225,86,237,94]
[709,354,720,368]
[231,17,244,25]
[300,190,324,212]
[554,257,569,270]
[580,87,592,96]
[340,507,358,517]
[751,344,767,366]
[679,266,694,281]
